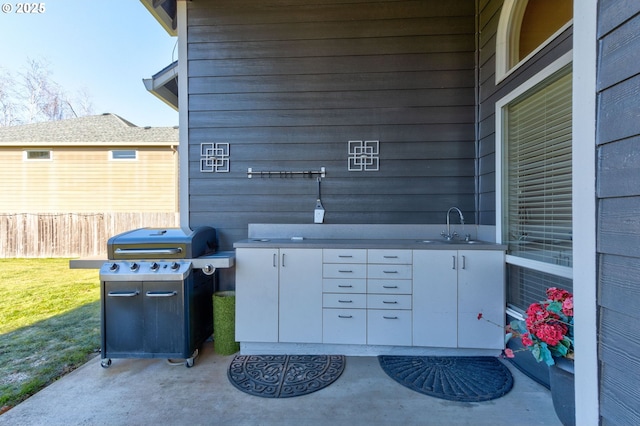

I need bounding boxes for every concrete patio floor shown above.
[0,341,562,426]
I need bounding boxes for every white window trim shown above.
[495,50,573,277]
[109,150,138,161]
[23,150,52,161]
[495,0,573,84]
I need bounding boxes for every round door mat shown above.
[228,354,346,398]
[378,356,513,402]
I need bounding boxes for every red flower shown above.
[477,313,483,320]
[521,333,534,347]
[534,323,567,346]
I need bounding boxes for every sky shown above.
[0,0,179,127]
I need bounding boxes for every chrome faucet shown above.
[441,207,465,241]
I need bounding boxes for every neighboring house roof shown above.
[0,113,179,146]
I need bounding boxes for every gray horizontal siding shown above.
[597,3,640,425]
[186,0,477,251]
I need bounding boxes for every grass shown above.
[0,259,100,411]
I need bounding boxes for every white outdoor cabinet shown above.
[235,248,279,342]
[457,250,505,349]
[412,250,458,347]
[413,249,505,349]
[278,248,323,343]
[235,248,323,344]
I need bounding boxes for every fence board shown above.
[0,213,178,258]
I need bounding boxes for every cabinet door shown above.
[235,248,279,342]
[279,249,322,343]
[143,281,183,354]
[457,250,505,349]
[103,281,144,355]
[412,250,458,347]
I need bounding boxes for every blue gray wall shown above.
[186,0,477,250]
[596,1,640,424]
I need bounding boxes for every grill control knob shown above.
[109,263,119,271]
[130,262,139,271]
[170,262,180,270]
[150,262,159,271]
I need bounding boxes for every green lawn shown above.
[0,259,100,411]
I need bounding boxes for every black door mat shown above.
[378,355,513,402]
[228,354,346,398]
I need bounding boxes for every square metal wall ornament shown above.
[348,140,379,171]
[200,143,230,173]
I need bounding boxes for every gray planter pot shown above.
[549,357,575,426]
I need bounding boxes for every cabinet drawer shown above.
[368,249,412,264]
[323,293,366,309]
[367,264,412,279]
[323,249,367,264]
[323,263,367,279]
[323,309,366,344]
[367,309,412,346]
[367,294,412,310]
[323,279,366,293]
[367,279,412,294]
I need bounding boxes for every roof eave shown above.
[139,0,177,36]
[143,61,179,111]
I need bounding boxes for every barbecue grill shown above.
[99,227,221,368]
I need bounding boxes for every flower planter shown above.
[549,357,575,426]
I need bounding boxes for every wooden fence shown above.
[0,213,179,258]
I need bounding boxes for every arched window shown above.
[495,0,572,83]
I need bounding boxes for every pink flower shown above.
[521,333,534,347]
[477,313,483,320]
[504,348,515,358]
[562,297,573,317]
[547,287,571,302]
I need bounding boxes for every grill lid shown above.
[107,227,217,260]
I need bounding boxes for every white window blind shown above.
[504,67,572,268]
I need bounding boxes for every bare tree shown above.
[0,68,19,126]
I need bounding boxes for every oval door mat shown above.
[228,354,346,398]
[378,356,513,402]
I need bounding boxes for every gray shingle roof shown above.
[0,114,178,146]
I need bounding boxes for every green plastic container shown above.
[213,291,239,355]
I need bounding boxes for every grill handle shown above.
[114,248,183,256]
[146,291,178,298]
[107,290,140,297]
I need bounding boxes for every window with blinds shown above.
[504,67,572,270]
[502,65,573,310]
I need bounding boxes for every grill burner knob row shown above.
[150,262,160,271]
[109,263,119,272]
[130,262,139,272]
[171,262,180,270]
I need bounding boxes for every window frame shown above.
[109,149,138,161]
[495,51,573,281]
[23,150,52,161]
[495,0,573,84]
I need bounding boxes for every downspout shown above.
[176,0,190,233]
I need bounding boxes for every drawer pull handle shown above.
[338,285,353,288]
[383,255,398,259]
[107,290,139,297]
[338,300,353,303]
[382,285,398,289]
[383,316,399,320]
[338,315,353,319]
[383,301,398,304]
[146,291,177,298]
[338,270,353,273]
[338,255,353,258]
[383,270,398,274]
